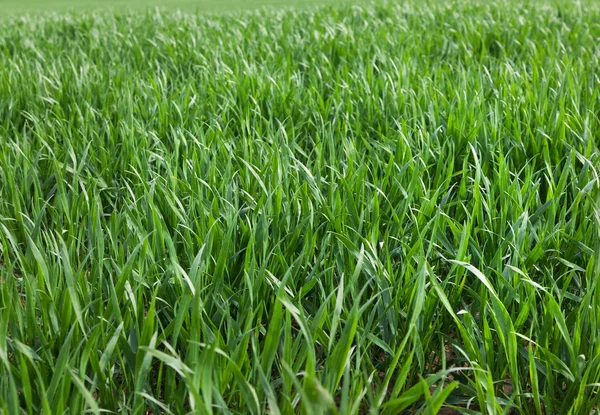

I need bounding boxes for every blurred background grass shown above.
[1,0,348,14]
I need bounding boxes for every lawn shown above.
[1,1,599,414]
[1,0,346,14]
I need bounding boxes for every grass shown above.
[0,0,347,14]
[1,0,600,413]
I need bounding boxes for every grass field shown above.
[1,0,346,14]
[1,1,600,414]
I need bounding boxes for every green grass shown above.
[0,0,346,14]
[1,1,600,414]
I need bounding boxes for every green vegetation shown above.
[1,0,345,15]
[1,1,599,413]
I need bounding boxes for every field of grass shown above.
[1,0,349,14]
[1,1,600,413]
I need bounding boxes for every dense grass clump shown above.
[1,2,600,413]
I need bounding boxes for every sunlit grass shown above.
[1,1,599,413]
[0,0,348,15]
